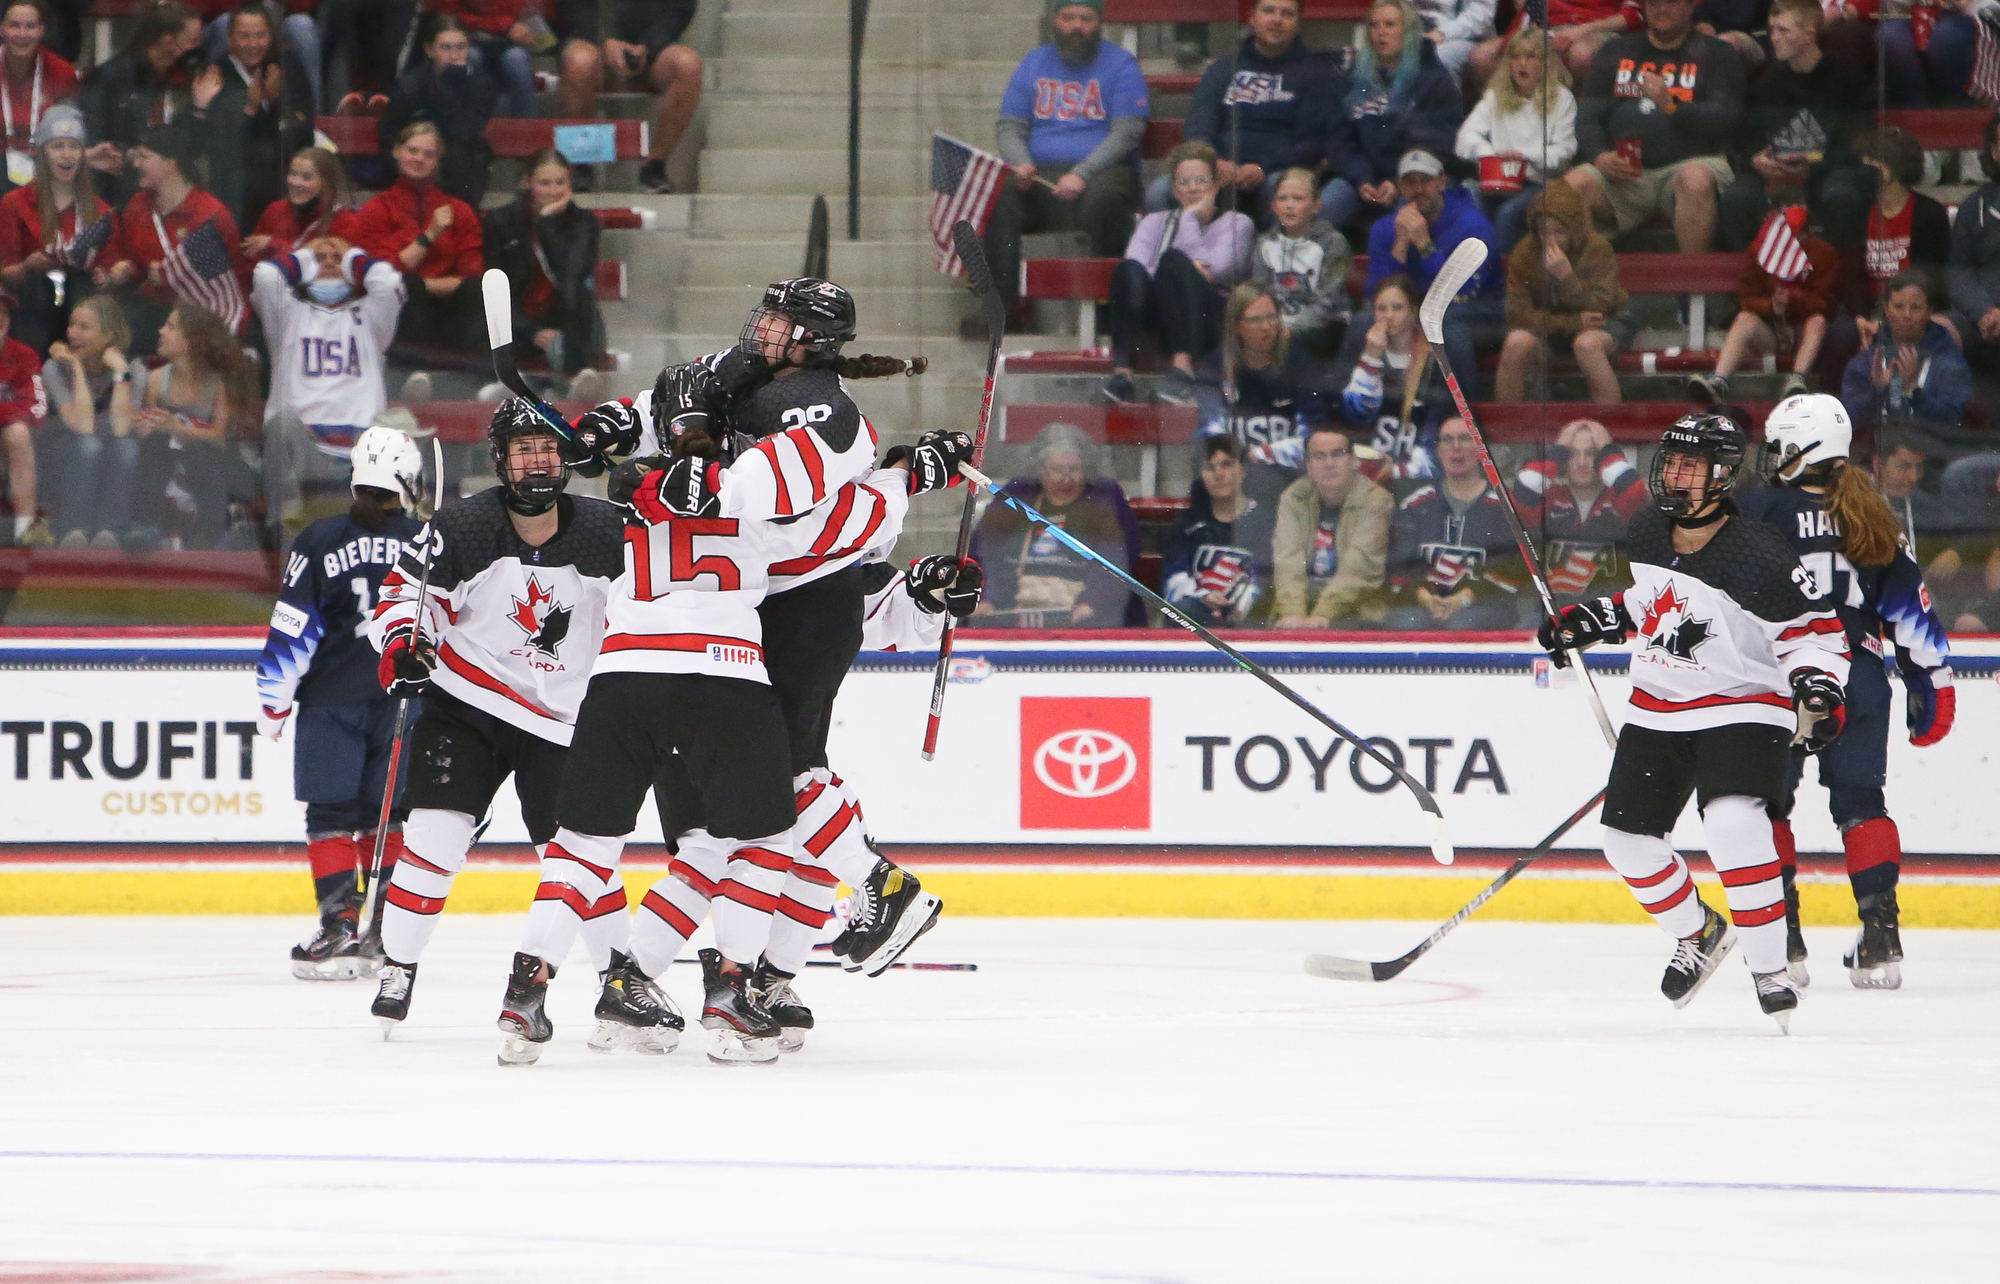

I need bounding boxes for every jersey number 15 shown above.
[626,518,742,599]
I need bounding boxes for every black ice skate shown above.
[1783,867,1809,989]
[588,950,682,1055]
[833,858,942,977]
[497,952,556,1067]
[336,877,389,980]
[753,959,813,1053]
[1662,901,1737,1008]
[290,894,361,981]
[698,947,779,1066]
[371,961,417,1037]
[1844,890,1904,990]
[1753,968,1802,1034]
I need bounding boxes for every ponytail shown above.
[825,353,928,379]
[1823,461,1902,567]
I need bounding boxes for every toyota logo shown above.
[1033,729,1138,799]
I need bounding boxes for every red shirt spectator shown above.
[250,199,360,261]
[0,179,123,267]
[0,3,78,163]
[355,175,482,281]
[0,323,45,425]
[429,0,531,38]
[120,183,246,306]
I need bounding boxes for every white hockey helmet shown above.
[1761,393,1853,482]
[350,425,424,509]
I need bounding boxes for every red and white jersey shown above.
[1620,508,1851,733]
[370,491,626,745]
[858,561,948,652]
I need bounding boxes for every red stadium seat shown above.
[316,118,651,160]
[1882,109,1990,152]
[593,261,627,302]
[1142,119,1184,159]
[1002,401,1785,448]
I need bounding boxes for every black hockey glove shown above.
[631,454,721,521]
[886,430,974,495]
[1536,595,1631,666]
[607,454,667,511]
[907,555,984,619]
[376,626,435,699]
[566,401,642,472]
[1790,667,1847,750]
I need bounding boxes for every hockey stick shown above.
[479,268,581,445]
[1303,785,1606,983]
[1417,239,1619,751]
[920,219,1004,762]
[959,462,1455,865]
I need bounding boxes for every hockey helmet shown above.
[489,398,569,516]
[1761,393,1853,483]
[350,425,423,509]
[1648,411,1746,518]
[738,277,857,368]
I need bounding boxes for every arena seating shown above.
[314,117,652,161]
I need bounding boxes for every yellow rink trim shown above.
[3,869,1999,929]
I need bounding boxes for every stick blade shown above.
[481,268,513,350]
[1418,239,1489,345]
[953,219,1005,332]
[1304,953,1390,983]
[1427,813,1455,866]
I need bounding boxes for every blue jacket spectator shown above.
[1840,272,1973,438]
[1364,151,1501,388]
[1321,0,1461,231]
[1946,157,2000,393]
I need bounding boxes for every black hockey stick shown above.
[959,462,1455,865]
[1303,786,1607,983]
[479,268,581,444]
[805,194,830,279]
[921,219,1004,761]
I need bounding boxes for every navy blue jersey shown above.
[258,510,424,711]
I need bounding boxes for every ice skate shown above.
[497,952,556,1067]
[1844,890,1904,990]
[753,959,813,1053]
[1783,869,1809,989]
[833,858,942,977]
[698,948,779,1065]
[290,897,361,981]
[1753,968,1802,1034]
[587,950,682,1055]
[371,961,417,1037]
[1661,901,1736,1008]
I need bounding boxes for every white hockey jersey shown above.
[857,561,948,652]
[1619,507,1851,733]
[370,491,625,745]
[252,247,403,456]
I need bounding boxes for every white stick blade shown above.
[1419,239,1488,345]
[481,269,513,350]
[1427,813,1455,866]
[1304,954,1379,982]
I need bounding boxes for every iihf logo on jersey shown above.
[1638,583,1713,664]
[508,576,571,667]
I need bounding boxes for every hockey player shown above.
[256,426,425,980]
[361,401,673,1048]
[1743,394,1954,991]
[1539,412,1851,1032]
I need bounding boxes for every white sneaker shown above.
[566,368,610,405]
[401,371,433,401]
[475,381,506,403]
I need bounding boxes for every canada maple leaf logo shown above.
[1638,583,1712,663]
[1639,583,1686,636]
[509,577,571,658]
[510,577,554,637]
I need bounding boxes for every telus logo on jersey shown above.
[1638,583,1713,664]
[1020,697,1149,830]
[508,575,571,669]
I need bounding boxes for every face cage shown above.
[1648,448,1735,517]
[492,433,570,514]
[738,306,842,366]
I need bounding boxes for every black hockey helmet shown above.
[1648,411,1746,519]
[738,277,857,369]
[489,398,569,516]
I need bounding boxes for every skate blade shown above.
[292,957,360,982]
[1669,930,1737,1010]
[1848,960,1902,990]
[702,1023,780,1065]
[377,1016,400,1041]
[587,1018,681,1056]
[1771,1011,1791,1035]
[775,1028,805,1053]
[495,1017,546,1067]
[860,892,943,978]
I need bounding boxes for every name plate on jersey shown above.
[553,124,618,165]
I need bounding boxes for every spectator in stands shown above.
[113,123,247,352]
[1249,166,1351,359]
[1412,0,1495,80]
[0,289,45,545]
[482,148,609,403]
[987,0,1148,310]
[1842,270,1973,437]
[242,146,359,262]
[1690,205,1837,403]
[377,14,496,205]
[555,0,701,194]
[0,3,79,199]
[1872,426,1962,549]
[356,120,484,385]
[427,0,535,120]
[1691,0,1767,68]
[1383,416,1523,630]
[41,292,135,548]
[1567,0,1744,256]
[968,421,1139,628]
[1878,0,1981,108]
[1321,0,1460,233]
[0,104,124,356]
[130,301,259,549]
[1197,284,1329,503]
[1947,116,2000,397]
[80,2,201,205]
[1334,273,1449,478]
[1511,417,1644,598]
[1163,0,1336,223]
[1362,148,1502,390]
[1271,424,1393,626]
[1162,436,1278,627]
[1455,24,1576,254]
[318,1,419,110]
[189,2,313,232]
[1468,0,1640,87]
[1495,180,1629,404]
[1821,127,1954,394]
[1099,140,1254,408]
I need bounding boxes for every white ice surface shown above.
[2,915,1997,1283]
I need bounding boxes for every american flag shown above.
[160,219,247,332]
[1754,207,1811,283]
[1974,10,2000,108]
[48,215,114,270]
[929,132,1006,276]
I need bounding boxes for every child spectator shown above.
[1691,206,1837,403]
[1455,24,1576,253]
[968,421,1139,628]
[1099,141,1253,408]
[1411,0,1496,78]
[1322,0,1460,233]
[1271,425,1394,627]
[130,301,260,549]
[1383,416,1523,630]
[1842,271,1973,439]
[1496,180,1629,404]
[242,146,359,262]
[0,290,44,545]
[426,0,535,119]
[377,15,496,205]
[556,0,701,194]
[481,148,609,403]
[190,2,314,231]
[41,292,135,548]
[0,104,125,355]
[1334,273,1449,479]
[0,2,79,198]
[1197,285,1330,465]
[355,121,484,382]
[114,123,247,351]
[1162,436,1278,627]
[1248,166,1351,358]
[1511,418,1644,597]
[79,2,201,205]
[1469,0,1642,87]
[1362,148,1502,393]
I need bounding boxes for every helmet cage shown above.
[489,400,570,516]
[1649,414,1745,518]
[736,278,856,367]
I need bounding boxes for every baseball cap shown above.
[1397,149,1444,178]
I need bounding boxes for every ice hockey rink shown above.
[3,914,1996,1283]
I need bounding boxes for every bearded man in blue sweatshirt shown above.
[1364,148,1505,391]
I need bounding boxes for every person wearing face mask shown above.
[0,103,127,355]
[242,146,360,263]
[0,2,78,200]
[481,147,608,404]
[189,2,314,231]
[376,14,497,205]
[79,1,203,207]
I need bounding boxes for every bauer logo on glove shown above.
[887,430,974,496]
[1537,595,1632,666]
[378,625,437,699]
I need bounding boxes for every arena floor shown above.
[2,915,1995,1282]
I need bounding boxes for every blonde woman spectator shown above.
[1455,24,1576,252]
[42,292,134,547]
[1271,425,1393,627]
[1249,167,1352,358]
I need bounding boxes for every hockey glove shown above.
[632,454,721,522]
[1900,660,1956,746]
[1790,667,1847,750]
[377,626,437,699]
[1536,595,1631,667]
[258,704,290,742]
[565,401,642,471]
[886,430,974,495]
[607,454,666,511]
[907,555,985,619]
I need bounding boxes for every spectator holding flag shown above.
[1690,205,1837,404]
[113,123,248,352]
[0,103,124,355]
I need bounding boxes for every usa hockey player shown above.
[256,426,425,979]
[1744,394,1953,990]
[1540,412,1851,1031]
[362,401,673,1048]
